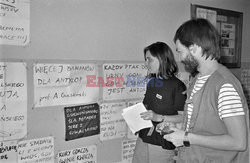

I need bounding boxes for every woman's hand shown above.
[140,110,162,122]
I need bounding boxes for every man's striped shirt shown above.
[186,75,245,131]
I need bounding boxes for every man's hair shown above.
[174,18,220,60]
[144,42,178,79]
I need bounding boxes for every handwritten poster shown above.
[0,62,27,141]
[100,102,127,141]
[102,63,147,101]
[57,145,97,163]
[122,139,136,163]
[241,69,250,107]
[0,0,30,46]
[64,103,100,141]
[17,136,54,163]
[0,140,18,163]
[34,63,99,107]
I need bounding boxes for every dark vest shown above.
[179,64,249,163]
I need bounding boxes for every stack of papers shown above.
[122,102,153,134]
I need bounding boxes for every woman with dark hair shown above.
[132,42,186,163]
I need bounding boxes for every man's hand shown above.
[164,127,185,147]
[156,122,176,134]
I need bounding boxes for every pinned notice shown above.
[17,136,54,163]
[0,62,27,141]
[122,103,153,134]
[100,102,126,141]
[0,0,30,46]
[64,103,100,141]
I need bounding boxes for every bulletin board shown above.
[191,4,243,68]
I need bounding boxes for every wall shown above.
[1,0,249,162]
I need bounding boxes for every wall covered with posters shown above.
[0,0,249,163]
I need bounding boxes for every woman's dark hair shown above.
[144,42,178,79]
[174,18,220,60]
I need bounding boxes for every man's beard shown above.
[181,54,199,77]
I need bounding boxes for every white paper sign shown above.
[102,63,147,100]
[0,62,27,141]
[57,145,97,163]
[122,103,153,134]
[126,101,142,139]
[0,0,30,46]
[34,63,99,107]
[17,136,54,163]
[100,102,127,141]
[122,139,136,163]
[0,140,18,163]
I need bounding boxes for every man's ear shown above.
[189,44,200,55]
[189,45,196,55]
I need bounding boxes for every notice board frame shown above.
[191,4,243,68]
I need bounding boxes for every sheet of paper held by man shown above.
[122,102,153,134]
